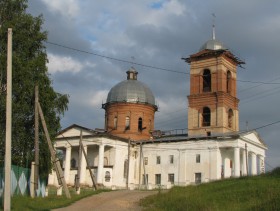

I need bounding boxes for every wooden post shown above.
[4,28,12,211]
[79,131,97,190]
[76,133,82,194]
[37,102,71,198]
[34,85,39,194]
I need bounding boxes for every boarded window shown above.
[155,174,161,185]
[195,173,202,184]
[169,155,174,164]
[168,174,174,184]
[156,156,161,164]
[196,154,200,163]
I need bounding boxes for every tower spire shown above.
[212,13,216,40]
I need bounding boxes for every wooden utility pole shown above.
[79,131,97,190]
[37,103,71,198]
[76,135,82,193]
[126,139,131,190]
[34,85,39,193]
[4,28,12,211]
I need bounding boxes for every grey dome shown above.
[200,39,227,51]
[106,68,156,107]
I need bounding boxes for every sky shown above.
[27,0,280,170]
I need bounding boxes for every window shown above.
[138,117,143,131]
[155,174,161,185]
[202,107,211,126]
[195,173,202,184]
[144,157,148,165]
[125,116,130,130]
[228,109,233,128]
[203,69,211,92]
[113,116,118,129]
[227,71,231,93]
[71,158,76,168]
[169,155,174,164]
[196,154,200,163]
[156,156,161,164]
[168,174,174,184]
[142,174,148,185]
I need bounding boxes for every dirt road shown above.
[53,190,157,211]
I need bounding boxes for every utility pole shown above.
[4,28,12,211]
[34,85,39,195]
[37,103,71,198]
[79,131,97,190]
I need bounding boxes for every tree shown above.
[0,0,69,178]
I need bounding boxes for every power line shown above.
[45,41,188,75]
[45,41,280,85]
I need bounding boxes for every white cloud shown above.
[89,90,109,107]
[47,54,84,74]
[41,0,79,18]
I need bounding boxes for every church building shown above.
[48,30,267,189]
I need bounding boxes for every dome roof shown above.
[199,39,227,51]
[106,68,156,107]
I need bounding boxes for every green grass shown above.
[140,168,280,211]
[1,187,110,211]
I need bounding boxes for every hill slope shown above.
[141,168,280,211]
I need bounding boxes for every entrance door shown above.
[195,173,201,184]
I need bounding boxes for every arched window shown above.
[202,107,211,126]
[114,116,118,129]
[125,116,130,130]
[227,71,231,93]
[228,109,234,128]
[138,117,143,131]
[71,158,76,168]
[203,69,211,92]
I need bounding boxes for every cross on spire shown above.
[212,13,216,40]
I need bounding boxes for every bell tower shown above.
[183,27,245,136]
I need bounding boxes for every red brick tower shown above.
[183,31,245,136]
[102,67,158,140]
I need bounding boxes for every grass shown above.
[1,186,110,211]
[140,167,280,211]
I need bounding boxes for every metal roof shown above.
[106,68,156,106]
[199,39,227,51]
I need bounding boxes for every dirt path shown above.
[53,190,157,211]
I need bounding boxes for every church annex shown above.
[48,31,267,189]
